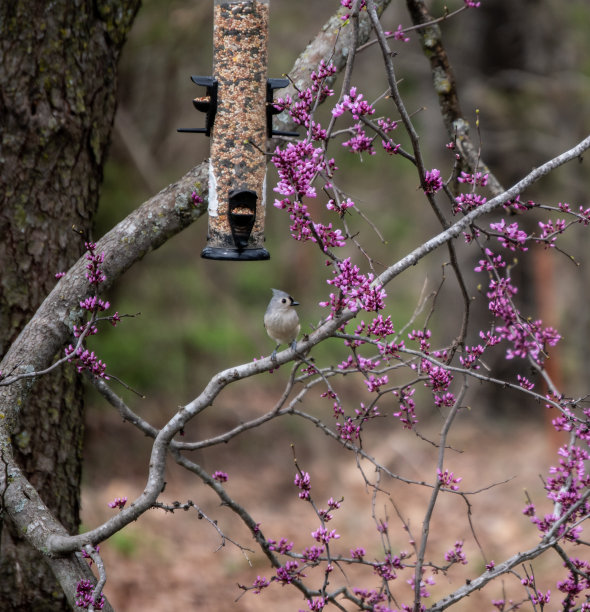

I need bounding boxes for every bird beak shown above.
[292,300,300,306]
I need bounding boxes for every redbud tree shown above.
[2,1,590,611]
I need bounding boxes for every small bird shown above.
[264,288,300,360]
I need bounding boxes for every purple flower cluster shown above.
[320,258,386,318]
[353,588,389,607]
[313,221,347,248]
[84,242,106,286]
[378,117,401,154]
[318,497,341,522]
[75,580,104,610]
[276,560,305,585]
[65,242,120,379]
[437,468,462,491]
[377,552,406,580]
[421,359,454,394]
[311,525,341,545]
[490,219,528,251]
[453,171,491,213]
[302,596,327,611]
[252,575,270,594]
[444,540,468,565]
[364,374,388,393]
[273,60,336,129]
[330,87,389,158]
[335,403,380,442]
[268,538,293,554]
[191,190,203,206]
[108,496,127,510]
[517,374,535,390]
[340,0,367,21]
[295,471,312,500]
[547,445,590,523]
[423,168,443,193]
[351,546,366,560]
[342,123,375,155]
[81,545,100,566]
[575,204,590,224]
[390,24,410,43]
[454,192,487,214]
[338,354,379,372]
[522,435,590,605]
[74,296,115,339]
[459,344,484,370]
[273,141,332,199]
[341,316,399,362]
[302,545,324,563]
[408,328,431,353]
[65,346,108,379]
[406,571,436,599]
[273,196,346,249]
[332,87,375,121]
[369,314,396,338]
[474,248,506,272]
[392,387,418,429]
[476,261,560,366]
[457,170,488,186]
[336,416,361,441]
[557,558,590,606]
[499,318,560,362]
[272,136,349,250]
[538,217,566,246]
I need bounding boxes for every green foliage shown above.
[108,529,141,558]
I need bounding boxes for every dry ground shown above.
[82,391,573,611]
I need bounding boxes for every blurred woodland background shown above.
[92,0,590,397]
[81,0,590,609]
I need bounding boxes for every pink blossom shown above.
[423,168,443,193]
[437,468,462,491]
[332,87,375,120]
[445,540,468,565]
[392,24,410,42]
[320,258,386,318]
[108,496,127,510]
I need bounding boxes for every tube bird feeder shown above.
[178,0,295,261]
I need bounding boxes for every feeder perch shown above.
[267,78,298,138]
[228,189,257,250]
[177,76,218,137]
[178,0,297,261]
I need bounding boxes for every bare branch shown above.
[272,0,394,136]
[405,0,505,194]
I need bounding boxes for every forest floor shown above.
[82,389,570,612]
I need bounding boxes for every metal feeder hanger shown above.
[178,0,297,261]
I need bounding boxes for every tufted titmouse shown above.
[264,288,300,360]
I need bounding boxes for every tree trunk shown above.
[0,1,139,609]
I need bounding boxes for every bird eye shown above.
[281,298,287,304]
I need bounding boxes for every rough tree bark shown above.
[0,2,140,609]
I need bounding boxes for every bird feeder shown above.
[178,0,296,261]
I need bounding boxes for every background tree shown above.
[0,2,140,609]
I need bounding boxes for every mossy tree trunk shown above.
[0,2,140,609]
